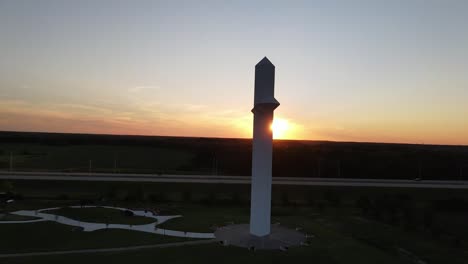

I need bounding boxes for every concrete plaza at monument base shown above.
[215,224,306,250]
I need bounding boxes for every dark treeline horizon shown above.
[1,131,468,180]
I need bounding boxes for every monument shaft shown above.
[249,57,279,237]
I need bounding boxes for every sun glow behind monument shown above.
[271,118,289,139]
[234,116,300,140]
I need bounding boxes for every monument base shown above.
[214,224,306,250]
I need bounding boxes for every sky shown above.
[0,0,467,145]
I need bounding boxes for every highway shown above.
[1,171,468,189]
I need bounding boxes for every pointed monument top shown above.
[256,57,275,68]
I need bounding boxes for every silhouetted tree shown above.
[231,192,240,205]
[0,180,13,192]
[182,190,191,202]
[422,209,434,230]
[281,192,290,206]
[356,195,372,216]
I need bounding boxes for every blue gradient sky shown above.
[1,0,467,144]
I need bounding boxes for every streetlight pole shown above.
[113,153,118,173]
[317,158,321,178]
[9,152,13,172]
[212,155,216,175]
[338,160,341,178]
[418,160,422,179]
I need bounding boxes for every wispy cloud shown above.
[128,85,160,93]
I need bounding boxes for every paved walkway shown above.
[2,206,214,239]
[0,239,217,258]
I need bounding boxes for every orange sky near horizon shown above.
[0,98,466,146]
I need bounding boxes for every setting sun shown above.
[271,118,289,139]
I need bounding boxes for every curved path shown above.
[2,206,215,239]
[0,239,217,258]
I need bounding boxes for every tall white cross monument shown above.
[214,58,304,249]
[249,57,280,237]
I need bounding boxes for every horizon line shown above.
[0,130,466,148]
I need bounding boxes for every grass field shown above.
[1,131,468,179]
[6,179,468,205]
[43,207,157,225]
[0,221,186,255]
[1,243,401,264]
[0,143,194,174]
[2,201,467,264]
[0,214,39,221]
[156,204,250,232]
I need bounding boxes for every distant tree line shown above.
[1,131,468,180]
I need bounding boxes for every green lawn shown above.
[339,216,468,264]
[0,144,194,173]
[0,221,186,254]
[156,204,250,232]
[1,201,468,264]
[1,243,403,264]
[3,199,93,212]
[0,214,39,221]
[43,207,157,225]
[136,204,468,264]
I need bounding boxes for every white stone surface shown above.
[250,57,279,237]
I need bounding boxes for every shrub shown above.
[106,188,117,200]
[324,189,342,207]
[79,199,94,207]
[281,192,290,206]
[182,190,191,202]
[0,181,13,192]
[149,192,166,203]
[201,192,216,205]
[231,192,241,205]
[123,210,134,217]
[356,195,371,215]
[56,194,70,200]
